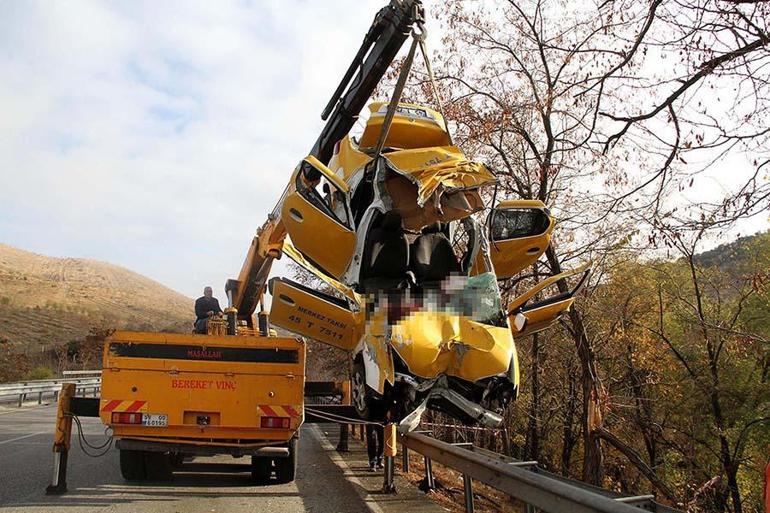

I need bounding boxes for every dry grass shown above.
[395,450,528,513]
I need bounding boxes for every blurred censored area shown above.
[366,273,503,327]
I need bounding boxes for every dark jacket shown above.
[195,296,222,321]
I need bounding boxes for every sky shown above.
[0,0,415,300]
[0,1,766,302]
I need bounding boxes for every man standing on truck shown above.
[194,286,222,334]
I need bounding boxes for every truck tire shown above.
[120,449,146,481]
[274,437,298,484]
[145,452,173,481]
[251,456,272,483]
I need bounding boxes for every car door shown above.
[268,277,363,352]
[508,264,591,338]
[474,200,555,279]
[281,156,357,279]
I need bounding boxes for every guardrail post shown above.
[46,383,75,495]
[382,423,397,493]
[17,393,23,407]
[336,381,350,452]
[463,474,475,513]
[424,455,435,490]
[401,443,409,472]
[38,391,43,404]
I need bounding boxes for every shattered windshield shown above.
[428,272,503,325]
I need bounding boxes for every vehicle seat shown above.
[410,223,460,284]
[361,211,409,292]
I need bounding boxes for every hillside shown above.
[694,230,770,271]
[0,243,193,351]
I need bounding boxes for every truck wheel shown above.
[251,456,272,483]
[119,449,146,481]
[145,452,173,481]
[274,437,298,484]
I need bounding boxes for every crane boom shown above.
[226,0,424,325]
[312,0,423,163]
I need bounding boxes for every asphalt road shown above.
[0,404,390,512]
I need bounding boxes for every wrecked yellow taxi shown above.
[266,102,590,428]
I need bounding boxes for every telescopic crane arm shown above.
[312,0,423,164]
[225,0,424,326]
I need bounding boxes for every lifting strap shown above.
[373,24,453,159]
[374,29,421,157]
[417,29,452,145]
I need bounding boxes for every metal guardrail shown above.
[0,371,102,407]
[62,370,102,378]
[399,431,681,513]
[292,395,681,513]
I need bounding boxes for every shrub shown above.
[23,365,54,380]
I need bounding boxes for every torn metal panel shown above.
[362,308,394,394]
[383,146,496,206]
[283,240,362,307]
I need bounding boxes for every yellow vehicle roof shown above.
[359,102,450,150]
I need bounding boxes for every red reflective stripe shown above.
[102,400,122,412]
[124,401,146,413]
[284,406,300,417]
[260,405,278,417]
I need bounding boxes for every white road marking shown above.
[0,431,46,445]
[0,404,53,416]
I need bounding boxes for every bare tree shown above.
[643,207,769,512]
[413,0,656,485]
[596,0,770,220]
[371,0,769,504]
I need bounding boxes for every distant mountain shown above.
[0,243,193,350]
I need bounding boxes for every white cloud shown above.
[0,0,765,308]
[0,0,413,300]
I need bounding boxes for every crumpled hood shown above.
[389,310,515,382]
[383,146,496,207]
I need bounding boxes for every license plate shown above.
[141,413,168,427]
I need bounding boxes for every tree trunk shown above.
[561,357,578,476]
[725,465,742,513]
[596,427,679,502]
[546,246,604,485]
[525,332,541,461]
[626,346,659,469]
